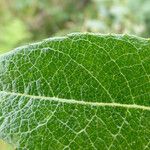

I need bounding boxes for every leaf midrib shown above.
[0,91,149,111]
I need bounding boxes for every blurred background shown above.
[0,0,150,54]
[0,0,150,149]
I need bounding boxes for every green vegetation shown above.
[0,0,150,149]
[0,33,150,149]
[0,0,150,53]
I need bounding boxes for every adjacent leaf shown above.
[0,33,150,150]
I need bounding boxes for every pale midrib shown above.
[0,91,150,111]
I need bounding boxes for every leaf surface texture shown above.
[0,33,150,150]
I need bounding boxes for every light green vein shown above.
[0,91,150,111]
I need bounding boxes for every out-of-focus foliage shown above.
[0,0,150,53]
[0,140,13,150]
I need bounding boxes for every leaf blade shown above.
[0,33,150,149]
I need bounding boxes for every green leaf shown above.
[0,33,150,150]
